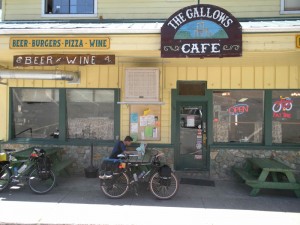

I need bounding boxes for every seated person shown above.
[109,136,133,159]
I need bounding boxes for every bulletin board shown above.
[130,105,161,141]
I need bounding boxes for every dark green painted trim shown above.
[210,144,300,150]
[8,87,121,144]
[264,91,272,146]
[171,89,177,147]
[8,88,13,140]
[2,139,174,148]
[59,89,66,141]
[206,90,213,146]
[171,84,211,171]
[114,89,121,141]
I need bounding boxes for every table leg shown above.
[285,172,300,198]
[271,172,278,182]
[250,188,260,196]
[250,170,269,196]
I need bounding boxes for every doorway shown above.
[175,102,208,171]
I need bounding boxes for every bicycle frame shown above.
[100,151,179,199]
[1,154,35,182]
[0,148,56,194]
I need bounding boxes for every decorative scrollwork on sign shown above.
[164,46,180,52]
[223,45,240,51]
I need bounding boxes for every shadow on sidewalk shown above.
[0,175,299,213]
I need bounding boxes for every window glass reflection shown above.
[66,89,115,140]
[12,89,59,139]
[272,90,300,144]
[213,90,264,143]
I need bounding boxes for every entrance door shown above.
[176,103,208,171]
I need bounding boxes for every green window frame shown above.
[9,88,120,145]
[212,90,300,147]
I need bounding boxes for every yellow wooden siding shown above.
[241,67,255,89]
[100,0,195,20]
[1,32,300,142]
[2,0,299,21]
[289,66,300,89]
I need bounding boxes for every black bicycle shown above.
[99,150,179,199]
[0,148,56,194]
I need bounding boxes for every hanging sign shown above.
[161,4,242,58]
[13,54,115,67]
[10,37,110,49]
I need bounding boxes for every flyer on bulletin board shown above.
[130,105,161,141]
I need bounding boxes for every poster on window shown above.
[130,105,161,141]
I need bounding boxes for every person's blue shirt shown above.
[109,141,126,159]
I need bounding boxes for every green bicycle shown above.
[0,148,56,194]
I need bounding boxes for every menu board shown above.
[130,105,161,141]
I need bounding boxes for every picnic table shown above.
[233,158,300,197]
[13,147,74,176]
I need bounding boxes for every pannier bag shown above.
[159,165,172,186]
[36,155,52,179]
[31,149,52,179]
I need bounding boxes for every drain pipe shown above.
[0,69,80,83]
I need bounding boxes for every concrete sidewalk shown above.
[0,176,299,225]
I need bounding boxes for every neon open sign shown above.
[228,104,249,116]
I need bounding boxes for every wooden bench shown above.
[233,167,257,182]
[233,158,300,197]
[52,159,74,176]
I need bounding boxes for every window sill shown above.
[41,14,98,18]
[210,143,300,150]
[280,10,300,14]
[4,138,116,147]
[117,101,165,105]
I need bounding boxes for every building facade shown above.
[0,0,300,179]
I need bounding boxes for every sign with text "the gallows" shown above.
[161,4,242,58]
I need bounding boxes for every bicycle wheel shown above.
[149,172,178,200]
[28,169,56,194]
[0,166,11,191]
[100,172,129,198]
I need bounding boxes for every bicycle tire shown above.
[28,168,56,194]
[149,172,178,200]
[0,166,11,192]
[100,172,129,198]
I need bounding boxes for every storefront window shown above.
[213,90,264,143]
[272,90,300,144]
[12,89,59,138]
[66,89,115,140]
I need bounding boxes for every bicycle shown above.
[99,150,179,200]
[0,148,56,194]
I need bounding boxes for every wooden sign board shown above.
[10,37,110,49]
[13,54,115,67]
[161,4,242,58]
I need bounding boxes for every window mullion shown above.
[264,90,272,146]
[59,89,67,141]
